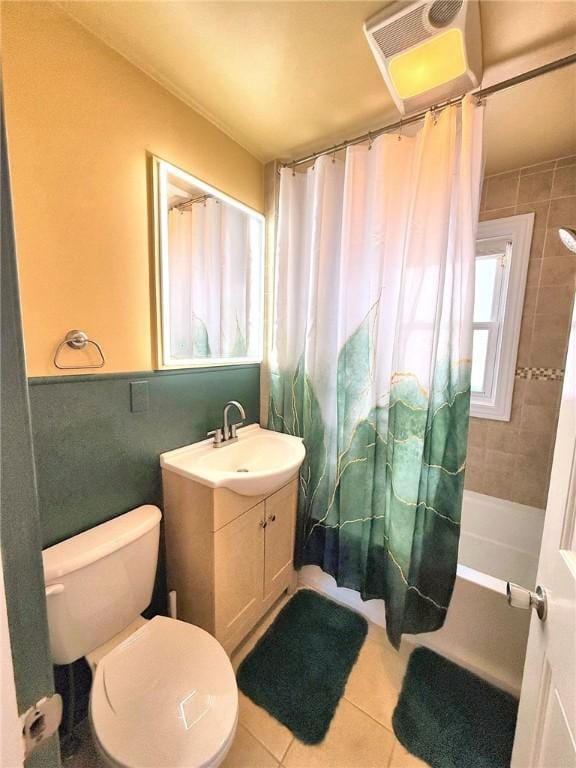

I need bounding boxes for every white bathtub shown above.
[299,490,545,696]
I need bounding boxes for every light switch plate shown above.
[130,381,149,413]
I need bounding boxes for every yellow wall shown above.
[2,2,264,376]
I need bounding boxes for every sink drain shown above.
[236,468,250,473]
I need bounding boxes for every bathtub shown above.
[299,490,545,696]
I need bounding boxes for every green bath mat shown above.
[237,589,368,744]
[393,647,519,768]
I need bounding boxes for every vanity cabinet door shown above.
[214,501,265,648]
[264,480,297,602]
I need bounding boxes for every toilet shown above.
[42,505,238,768]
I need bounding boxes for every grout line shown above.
[486,168,522,179]
[279,737,294,764]
[238,722,282,766]
[341,693,397,735]
[481,191,576,212]
[540,193,553,293]
[555,154,576,167]
[338,697,400,768]
[515,192,575,207]
[387,738,400,768]
[513,200,537,376]
[482,204,516,213]
[486,155,575,180]
[237,688,294,763]
[548,192,576,201]
[519,167,555,177]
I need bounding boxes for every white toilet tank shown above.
[42,505,162,665]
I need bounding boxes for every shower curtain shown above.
[267,97,484,647]
[168,198,260,359]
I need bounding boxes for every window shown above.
[470,213,534,420]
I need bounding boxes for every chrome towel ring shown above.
[53,330,105,370]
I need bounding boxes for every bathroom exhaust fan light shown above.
[364,0,483,115]
[388,28,467,100]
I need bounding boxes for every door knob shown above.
[259,519,267,529]
[268,514,276,522]
[506,582,548,621]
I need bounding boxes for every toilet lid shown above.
[90,616,238,768]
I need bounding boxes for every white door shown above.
[512,298,576,768]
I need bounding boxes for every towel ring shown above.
[53,330,105,370]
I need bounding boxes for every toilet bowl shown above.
[89,616,238,768]
[42,505,238,768]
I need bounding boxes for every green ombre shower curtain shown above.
[267,97,484,647]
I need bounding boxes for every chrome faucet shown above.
[207,400,246,448]
[223,400,246,441]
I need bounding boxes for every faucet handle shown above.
[207,427,223,446]
[230,421,244,440]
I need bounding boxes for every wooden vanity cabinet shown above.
[161,471,298,653]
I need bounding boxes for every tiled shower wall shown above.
[465,155,576,509]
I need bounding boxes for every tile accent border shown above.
[515,366,564,381]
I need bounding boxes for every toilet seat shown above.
[90,616,238,768]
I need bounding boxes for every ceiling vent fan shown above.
[364,0,483,115]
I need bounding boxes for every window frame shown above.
[471,242,508,398]
[470,213,535,421]
[151,155,265,370]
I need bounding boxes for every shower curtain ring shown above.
[398,119,403,141]
[332,146,337,163]
[368,132,373,151]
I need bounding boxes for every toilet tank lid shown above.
[43,505,162,583]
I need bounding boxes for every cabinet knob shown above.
[260,520,267,529]
[268,514,276,522]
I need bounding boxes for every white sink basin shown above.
[160,424,305,497]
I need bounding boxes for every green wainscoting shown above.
[28,365,260,548]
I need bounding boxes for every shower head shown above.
[558,227,576,254]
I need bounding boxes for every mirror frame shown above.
[151,156,265,369]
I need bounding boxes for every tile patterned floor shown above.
[66,591,427,768]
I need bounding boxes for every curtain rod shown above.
[171,193,215,211]
[285,53,576,169]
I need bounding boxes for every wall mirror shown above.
[153,157,264,368]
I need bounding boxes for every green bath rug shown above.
[237,589,368,744]
[393,647,519,768]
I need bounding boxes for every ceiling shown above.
[59,1,576,172]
